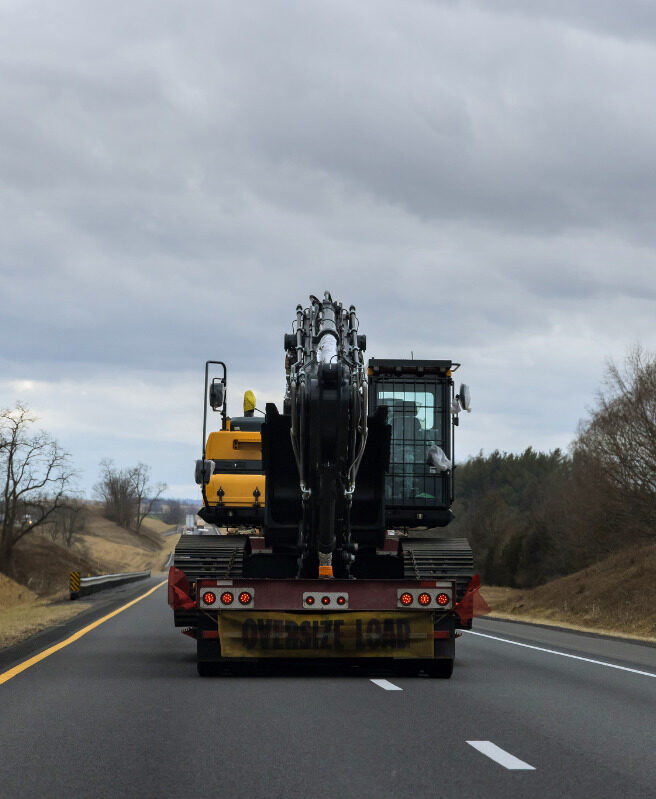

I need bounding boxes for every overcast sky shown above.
[1,0,655,498]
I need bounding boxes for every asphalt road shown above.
[1,579,655,799]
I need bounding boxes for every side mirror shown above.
[209,380,225,411]
[195,459,215,485]
[458,384,472,412]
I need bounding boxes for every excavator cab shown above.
[195,361,265,528]
[368,359,458,529]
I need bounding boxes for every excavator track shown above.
[173,534,248,582]
[401,537,474,603]
[172,535,248,627]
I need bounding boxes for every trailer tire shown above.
[396,659,421,677]
[197,661,221,677]
[428,658,454,679]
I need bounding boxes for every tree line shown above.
[450,348,656,587]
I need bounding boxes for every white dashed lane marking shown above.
[370,678,402,691]
[467,741,535,770]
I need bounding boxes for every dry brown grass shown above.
[483,541,656,642]
[0,599,92,649]
[70,507,178,574]
[140,517,172,534]
[12,532,107,598]
[0,506,179,650]
[0,574,38,609]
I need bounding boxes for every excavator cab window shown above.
[368,360,453,517]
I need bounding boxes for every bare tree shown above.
[49,499,87,547]
[0,404,76,575]
[162,499,184,526]
[574,346,656,538]
[95,460,166,533]
[131,463,166,533]
[95,459,136,529]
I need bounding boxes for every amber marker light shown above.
[239,592,252,605]
[437,593,449,606]
[400,592,413,606]
[220,591,234,605]
[202,591,216,605]
[418,592,431,606]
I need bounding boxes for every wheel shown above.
[396,659,421,677]
[428,658,454,679]
[197,661,221,677]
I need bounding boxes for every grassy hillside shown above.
[483,541,656,641]
[9,506,176,598]
[0,506,179,649]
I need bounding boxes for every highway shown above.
[1,577,655,799]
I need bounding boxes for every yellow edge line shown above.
[0,580,167,686]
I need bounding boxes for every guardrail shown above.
[69,569,151,599]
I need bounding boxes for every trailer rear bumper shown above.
[194,577,456,662]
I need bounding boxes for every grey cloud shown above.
[1,0,655,493]
[468,0,656,43]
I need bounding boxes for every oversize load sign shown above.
[218,611,433,658]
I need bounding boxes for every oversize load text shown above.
[218,611,433,658]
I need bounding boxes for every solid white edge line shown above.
[467,741,535,770]
[462,630,656,678]
[370,678,402,691]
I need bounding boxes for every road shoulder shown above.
[0,576,164,673]
[472,616,656,672]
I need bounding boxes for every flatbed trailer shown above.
[169,531,475,677]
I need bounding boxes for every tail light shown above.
[305,595,315,605]
[202,591,216,605]
[239,591,252,605]
[321,596,331,606]
[437,593,449,606]
[400,592,413,606]
[220,591,234,605]
[418,592,431,606]
[336,596,346,606]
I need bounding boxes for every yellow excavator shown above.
[194,362,265,529]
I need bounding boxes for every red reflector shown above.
[418,592,431,606]
[400,592,413,606]
[336,596,346,605]
[202,591,216,605]
[305,596,315,605]
[321,596,330,606]
[437,593,449,606]
[220,591,234,605]
[239,592,252,605]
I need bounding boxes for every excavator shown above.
[169,292,476,676]
[193,372,265,530]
